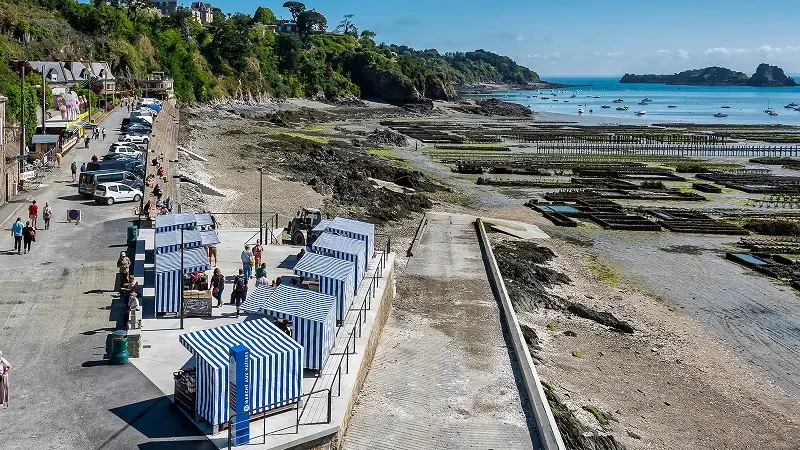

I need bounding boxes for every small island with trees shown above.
[620,63,798,87]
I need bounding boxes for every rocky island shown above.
[620,63,797,87]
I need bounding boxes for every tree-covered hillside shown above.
[0,0,540,106]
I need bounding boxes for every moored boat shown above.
[713,112,728,118]
[667,105,677,108]
[601,105,611,109]
[613,98,624,103]
[635,110,646,115]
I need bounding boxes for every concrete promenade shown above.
[342,212,540,449]
[0,105,215,450]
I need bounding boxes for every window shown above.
[108,185,119,192]
[119,186,131,192]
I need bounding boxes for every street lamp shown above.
[180,227,185,330]
[258,167,264,245]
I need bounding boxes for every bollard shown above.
[127,224,138,246]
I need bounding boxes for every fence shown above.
[226,237,392,449]
[205,212,281,244]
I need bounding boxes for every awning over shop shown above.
[293,252,355,323]
[31,134,59,144]
[311,232,367,290]
[155,212,197,233]
[154,228,202,254]
[240,285,337,370]
[325,217,375,268]
[154,247,210,313]
[179,319,303,426]
[200,230,220,246]
[195,213,214,228]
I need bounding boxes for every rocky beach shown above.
[178,97,800,450]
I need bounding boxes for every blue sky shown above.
[200,0,800,77]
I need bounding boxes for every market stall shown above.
[154,228,202,254]
[200,230,220,246]
[240,285,337,370]
[178,319,304,430]
[155,212,197,233]
[154,247,210,314]
[293,252,355,323]
[325,217,375,268]
[195,213,214,229]
[311,232,367,291]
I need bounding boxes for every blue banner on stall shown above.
[229,344,251,446]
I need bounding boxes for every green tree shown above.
[297,9,325,41]
[336,14,355,35]
[360,29,376,40]
[252,6,276,25]
[275,33,302,73]
[282,1,305,22]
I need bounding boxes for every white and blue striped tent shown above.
[195,213,214,228]
[293,252,355,323]
[325,217,375,268]
[311,232,366,291]
[312,219,331,235]
[154,248,210,313]
[155,212,197,233]
[179,319,303,426]
[200,230,220,246]
[240,285,336,370]
[154,229,202,254]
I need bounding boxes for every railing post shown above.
[327,389,332,423]
[296,400,300,434]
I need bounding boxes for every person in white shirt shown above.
[0,350,12,407]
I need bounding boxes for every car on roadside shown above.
[79,170,144,197]
[118,133,150,145]
[106,145,143,159]
[121,124,152,135]
[93,182,143,205]
[110,141,146,152]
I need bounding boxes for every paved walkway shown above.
[342,212,538,450]
[0,105,214,450]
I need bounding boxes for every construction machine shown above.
[284,207,323,246]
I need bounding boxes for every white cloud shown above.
[593,51,623,58]
[655,49,691,59]
[528,52,561,61]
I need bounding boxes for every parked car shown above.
[87,159,144,175]
[106,145,143,158]
[118,133,150,145]
[121,124,152,134]
[79,170,144,197]
[93,182,143,205]
[110,141,146,152]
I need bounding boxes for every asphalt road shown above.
[0,107,215,450]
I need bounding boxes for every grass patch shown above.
[581,254,622,288]
[541,380,554,391]
[546,322,557,331]
[367,147,411,168]
[271,131,330,144]
[582,405,611,426]
[571,350,583,358]
[302,124,332,132]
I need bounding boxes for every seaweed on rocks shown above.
[567,303,635,334]
[519,323,543,363]
[543,386,626,450]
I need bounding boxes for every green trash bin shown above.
[127,224,138,246]
[111,330,129,365]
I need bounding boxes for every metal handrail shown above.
[224,237,392,448]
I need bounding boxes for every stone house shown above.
[189,1,214,24]
[0,95,20,206]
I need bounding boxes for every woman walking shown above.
[71,161,77,181]
[211,268,225,307]
[43,203,53,230]
[0,350,11,407]
[22,221,36,254]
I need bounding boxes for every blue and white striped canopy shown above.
[154,247,211,313]
[195,213,214,227]
[155,247,210,273]
[293,252,355,322]
[312,219,331,234]
[326,217,375,266]
[240,285,337,370]
[154,229,202,254]
[179,319,303,426]
[200,230,220,246]
[311,232,366,289]
[155,212,197,233]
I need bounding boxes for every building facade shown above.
[138,72,175,99]
[189,1,214,24]
[0,95,20,206]
[20,61,115,96]
[150,0,178,16]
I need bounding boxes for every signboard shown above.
[229,345,251,446]
[20,171,36,180]
[67,209,81,223]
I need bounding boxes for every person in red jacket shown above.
[28,200,38,228]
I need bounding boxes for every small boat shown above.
[552,99,559,102]
[713,112,728,118]
[767,109,778,116]
[795,107,800,112]
[563,100,569,102]
[616,106,629,111]
[589,109,593,113]
[721,106,731,109]
[784,104,794,109]
[578,108,584,114]
[788,103,798,107]
[638,100,649,105]
[642,98,652,102]
[570,94,576,98]
[593,96,600,98]
[635,110,647,115]
[667,105,677,108]
[601,105,611,109]
[541,97,549,100]
[613,98,624,103]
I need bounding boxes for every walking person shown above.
[28,200,38,228]
[117,251,131,284]
[55,151,62,168]
[207,243,218,266]
[80,162,87,173]
[241,245,254,282]
[252,240,263,268]
[125,291,140,330]
[232,269,247,317]
[71,161,77,181]
[11,217,23,254]
[22,222,36,254]
[102,128,106,140]
[43,203,52,230]
[211,268,225,307]
[0,350,11,407]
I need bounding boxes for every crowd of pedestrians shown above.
[9,200,53,255]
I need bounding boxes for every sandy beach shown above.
[179,97,800,449]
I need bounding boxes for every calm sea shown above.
[484,75,800,125]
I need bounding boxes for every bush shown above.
[744,219,800,236]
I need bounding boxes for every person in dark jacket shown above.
[22,222,35,254]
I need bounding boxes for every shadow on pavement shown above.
[137,439,218,450]
[82,359,110,368]
[110,396,211,440]
[277,255,299,269]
